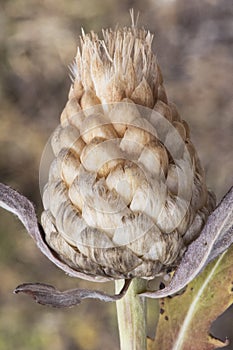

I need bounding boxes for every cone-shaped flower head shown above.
[41,25,215,281]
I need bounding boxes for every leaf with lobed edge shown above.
[148,244,233,350]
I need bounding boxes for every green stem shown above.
[115,278,148,350]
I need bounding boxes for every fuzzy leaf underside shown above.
[149,245,233,350]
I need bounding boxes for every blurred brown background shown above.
[0,0,232,349]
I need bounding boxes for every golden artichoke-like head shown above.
[40,25,215,281]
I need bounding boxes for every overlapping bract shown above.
[41,27,215,280]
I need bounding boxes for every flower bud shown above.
[41,26,215,280]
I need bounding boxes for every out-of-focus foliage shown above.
[0,0,232,349]
[148,245,233,350]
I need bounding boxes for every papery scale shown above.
[41,26,215,280]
